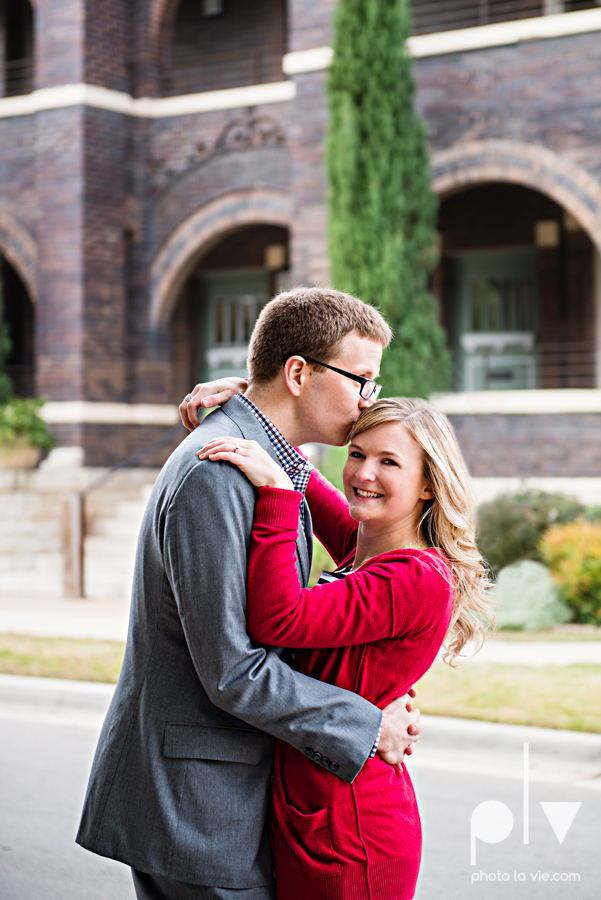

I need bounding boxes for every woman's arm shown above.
[247,486,450,649]
[180,377,248,431]
[305,466,359,566]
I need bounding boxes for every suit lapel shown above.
[221,398,311,585]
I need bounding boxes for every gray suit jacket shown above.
[76,398,381,888]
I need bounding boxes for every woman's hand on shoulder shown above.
[180,377,249,431]
[197,438,294,491]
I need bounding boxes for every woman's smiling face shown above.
[343,421,434,530]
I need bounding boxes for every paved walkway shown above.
[0,594,129,641]
[1,594,601,665]
[452,639,601,666]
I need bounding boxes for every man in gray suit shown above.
[77,288,421,900]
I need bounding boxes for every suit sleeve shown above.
[247,487,452,648]
[163,458,382,784]
[305,467,359,565]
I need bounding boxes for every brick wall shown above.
[35,107,85,401]
[82,107,128,401]
[84,0,129,93]
[2,2,601,469]
[449,414,601,477]
[36,0,84,88]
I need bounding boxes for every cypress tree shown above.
[327,0,452,397]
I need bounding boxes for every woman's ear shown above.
[420,484,435,501]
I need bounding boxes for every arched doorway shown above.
[0,256,35,396]
[170,224,289,401]
[1,0,34,97]
[433,183,597,391]
[161,0,287,96]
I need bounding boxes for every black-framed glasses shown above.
[304,357,382,400]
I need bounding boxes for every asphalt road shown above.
[1,707,599,900]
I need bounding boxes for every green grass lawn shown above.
[491,625,601,641]
[415,662,601,733]
[1,633,600,734]
[0,634,125,683]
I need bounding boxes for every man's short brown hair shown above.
[247,287,392,383]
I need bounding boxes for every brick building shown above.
[1,0,601,488]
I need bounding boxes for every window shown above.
[164,0,286,96]
[2,0,34,97]
[411,1,601,36]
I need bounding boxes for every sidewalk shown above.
[2,595,601,666]
[0,594,129,641]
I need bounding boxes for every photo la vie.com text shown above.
[468,743,582,886]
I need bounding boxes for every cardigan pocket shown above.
[278,803,340,876]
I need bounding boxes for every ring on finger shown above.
[233,445,240,452]
[184,393,193,403]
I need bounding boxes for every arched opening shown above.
[432,183,597,391]
[0,256,35,396]
[169,224,289,401]
[1,0,34,97]
[162,0,287,96]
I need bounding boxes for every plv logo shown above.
[470,743,582,865]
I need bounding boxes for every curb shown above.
[414,714,601,782]
[1,674,600,782]
[0,672,115,712]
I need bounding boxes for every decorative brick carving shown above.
[215,113,285,151]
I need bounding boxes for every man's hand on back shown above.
[377,690,421,766]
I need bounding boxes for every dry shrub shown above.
[539,520,601,625]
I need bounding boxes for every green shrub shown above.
[539,519,601,625]
[309,538,337,587]
[496,560,573,631]
[477,491,584,574]
[314,444,348,494]
[0,397,55,452]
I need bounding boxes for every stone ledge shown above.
[283,9,601,73]
[40,401,180,426]
[431,390,601,415]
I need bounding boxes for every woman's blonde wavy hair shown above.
[348,397,495,665]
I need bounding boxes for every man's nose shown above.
[358,394,375,410]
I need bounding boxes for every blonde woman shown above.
[194,391,493,900]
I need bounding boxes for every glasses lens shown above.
[360,380,380,399]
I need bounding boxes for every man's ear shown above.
[283,356,308,397]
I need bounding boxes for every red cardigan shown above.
[247,470,455,900]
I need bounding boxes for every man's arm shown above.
[164,458,417,781]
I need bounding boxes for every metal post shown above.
[62,492,84,598]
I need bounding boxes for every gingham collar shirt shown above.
[235,393,313,501]
[236,392,382,758]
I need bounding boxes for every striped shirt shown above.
[317,565,383,759]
